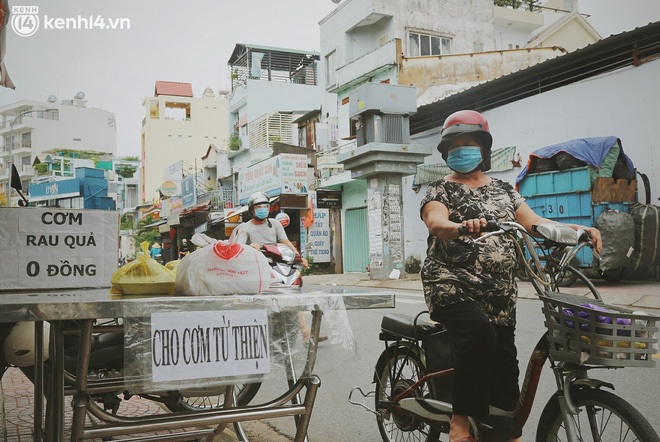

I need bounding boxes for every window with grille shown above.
[408,31,451,57]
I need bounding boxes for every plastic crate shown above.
[519,167,591,197]
[525,196,631,267]
[541,291,659,368]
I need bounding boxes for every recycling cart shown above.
[516,136,638,279]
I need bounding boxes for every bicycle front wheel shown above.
[536,389,659,442]
[375,348,440,442]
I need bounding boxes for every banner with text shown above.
[307,192,330,262]
[0,207,118,290]
[238,153,308,204]
[151,310,270,383]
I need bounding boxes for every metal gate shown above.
[344,207,369,272]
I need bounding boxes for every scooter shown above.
[261,243,304,287]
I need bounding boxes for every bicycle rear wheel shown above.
[374,348,441,442]
[536,389,659,442]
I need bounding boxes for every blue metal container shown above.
[520,167,632,267]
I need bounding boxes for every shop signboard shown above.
[161,198,170,219]
[170,197,183,214]
[0,207,118,290]
[316,189,342,209]
[306,192,330,263]
[238,154,308,205]
[29,178,81,202]
[181,175,196,209]
[160,181,177,197]
[164,162,183,195]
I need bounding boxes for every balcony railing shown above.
[18,164,34,175]
[2,141,32,151]
[494,0,542,12]
[210,189,234,210]
[229,45,319,90]
[316,139,357,183]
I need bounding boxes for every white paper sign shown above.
[0,207,118,290]
[151,310,270,383]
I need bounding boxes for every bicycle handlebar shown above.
[457,219,503,236]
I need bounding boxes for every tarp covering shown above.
[515,137,635,187]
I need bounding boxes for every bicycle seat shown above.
[380,313,445,340]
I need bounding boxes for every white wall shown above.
[243,80,321,122]
[404,57,660,262]
[319,0,495,141]
[141,95,228,202]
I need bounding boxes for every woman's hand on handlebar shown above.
[583,226,603,254]
[457,218,488,237]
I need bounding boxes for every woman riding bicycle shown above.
[420,110,602,442]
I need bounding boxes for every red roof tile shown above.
[155,81,193,97]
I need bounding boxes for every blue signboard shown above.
[29,178,81,202]
[181,175,196,209]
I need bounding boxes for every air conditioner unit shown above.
[356,114,410,147]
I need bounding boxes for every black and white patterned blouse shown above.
[419,177,526,326]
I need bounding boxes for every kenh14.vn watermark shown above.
[11,6,131,37]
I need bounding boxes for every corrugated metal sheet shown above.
[411,22,660,135]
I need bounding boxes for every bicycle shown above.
[350,220,659,442]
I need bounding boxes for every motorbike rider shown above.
[232,191,309,269]
[233,192,325,341]
[420,110,602,442]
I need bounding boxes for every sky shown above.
[1,0,660,157]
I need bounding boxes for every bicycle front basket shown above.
[541,292,659,368]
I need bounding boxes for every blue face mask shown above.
[254,207,270,220]
[446,146,483,173]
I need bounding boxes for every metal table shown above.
[0,287,395,441]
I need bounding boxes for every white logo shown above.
[9,6,131,37]
[11,6,40,37]
[45,183,59,195]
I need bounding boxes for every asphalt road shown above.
[253,284,660,441]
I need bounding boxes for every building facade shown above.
[29,167,116,210]
[226,44,322,172]
[141,81,229,203]
[0,94,117,205]
[315,0,602,274]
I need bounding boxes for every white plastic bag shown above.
[174,241,271,296]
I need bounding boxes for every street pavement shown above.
[304,272,660,311]
[1,273,657,441]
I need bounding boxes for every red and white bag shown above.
[174,241,271,296]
